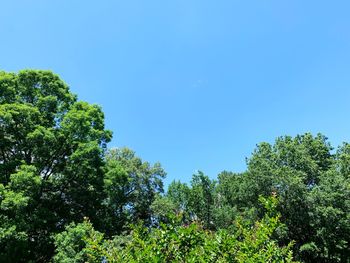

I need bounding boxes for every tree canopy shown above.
[0,70,349,262]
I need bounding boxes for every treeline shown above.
[0,70,349,262]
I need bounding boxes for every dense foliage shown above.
[53,196,297,263]
[0,70,349,262]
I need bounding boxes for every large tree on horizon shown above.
[0,70,112,262]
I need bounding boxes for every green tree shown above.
[297,143,350,262]
[150,194,177,225]
[213,171,255,229]
[0,70,112,262]
[218,133,348,262]
[304,169,350,262]
[188,171,216,229]
[53,219,105,263]
[103,147,166,233]
[166,180,191,223]
[0,165,40,261]
[167,180,190,213]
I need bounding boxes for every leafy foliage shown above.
[0,70,111,262]
[0,70,349,262]
[102,147,166,234]
[54,196,298,263]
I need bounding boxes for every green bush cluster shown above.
[54,196,297,263]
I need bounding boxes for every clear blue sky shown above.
[1,1,350,185]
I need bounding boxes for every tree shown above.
[305,169,350,262]
[166,180,190,216]
[188,171,216,229]
[150,194,177,225]
[53,219,105,263]
[0,70,112,262]
[298,143,350,262]
[216,133,348,262]
[247,133,333,189]
[0,165,40,261]
[243,134,335,261]
[213,171,254,229]
[103,147,166,234]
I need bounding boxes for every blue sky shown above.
[1,1,350,185]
